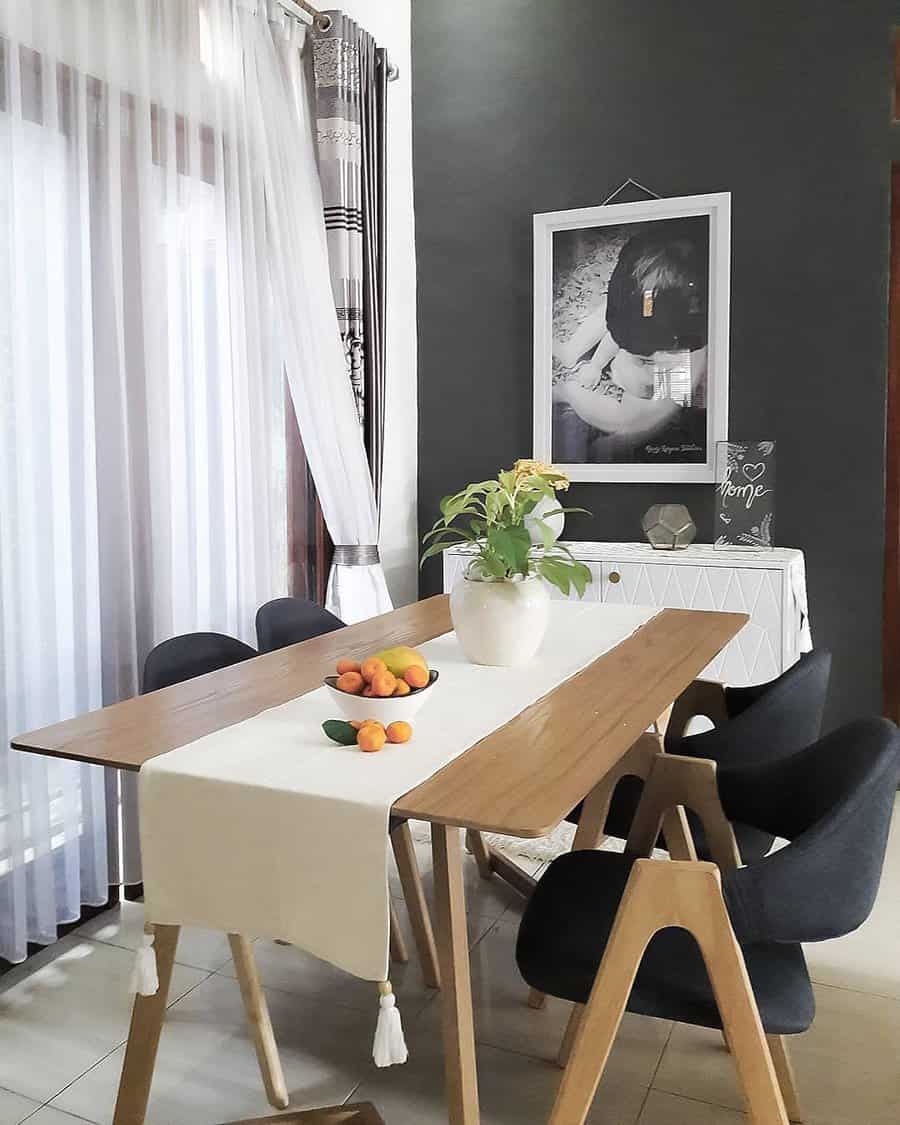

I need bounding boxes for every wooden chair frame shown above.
[527,700,695,1009]
[548,750,804,1125]
[667,676,729,738]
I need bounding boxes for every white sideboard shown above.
[442,542,811,687]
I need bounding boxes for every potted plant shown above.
[421,460,592,666]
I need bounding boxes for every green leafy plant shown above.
[421,460,593,598]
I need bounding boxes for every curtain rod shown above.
[276,0,400,80]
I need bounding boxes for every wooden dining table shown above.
[11,595,746,1125]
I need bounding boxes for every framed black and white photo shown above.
[533,192,731,483]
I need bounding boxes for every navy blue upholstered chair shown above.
[518,717,900,1125]
[142,632,257,693]
[568,650,832,864]
[255,596,344,653]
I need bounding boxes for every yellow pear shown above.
[373,645,429,679]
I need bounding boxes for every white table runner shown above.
[138,602,657,982]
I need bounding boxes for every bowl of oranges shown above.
[324,645,438,727]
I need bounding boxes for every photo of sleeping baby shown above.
[550,214,711,468]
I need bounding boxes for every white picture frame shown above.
[533,192,731,483]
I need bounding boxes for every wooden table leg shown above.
[113,924,180,1125]
[432,824,480,1125]
[389,902,410,964]
[391,821,441,989]
[228,935,289,1111]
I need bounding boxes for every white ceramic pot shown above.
[449,573,551,666]
[525,493,565,545]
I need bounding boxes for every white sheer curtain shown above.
[241,2,393,625]
[0,0,290,961]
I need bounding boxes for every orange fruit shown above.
[357,725,386,752]
[361,657,388,683]
[360,719,384,731]
[335,671,365,695]
[404,665,429,690]
[371,670,398,697]
[350,720,364,730]
[336,658,362,675]
[362,685,375,697]
[385,721,412,744]
[392,680,411,697]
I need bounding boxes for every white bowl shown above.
[323,671,439,726]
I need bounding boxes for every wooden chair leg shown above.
[466,828,538,899]
[228,934,289,1111]
[547,874,655,1125]
[527,987,547,1009]
[767,1034,804,1122]
[389,901,409,964]
[557,1003,584,1069]
[466,829,494,879]
[571,778,614,852]
[112,924,180,1125]
[549,860,788,1125]
[391,820,440,989]
[432,825,480,1125]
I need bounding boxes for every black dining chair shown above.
[142,632,258,692]
[517,716,900,1125]
[568,650,832,865]
[255,596,345,653]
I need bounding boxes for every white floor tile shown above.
[75,901,233,974]
[22,1109,98,1125]
[51,973,369,1125]
[638,1090,743,1123]
[0,937,208,1104]
[652,983,900,1124]
[353,1031,647,1125]
[215,900,491,1019]
[0,1088,39,1125]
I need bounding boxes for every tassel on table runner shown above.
[129,931,160,997]
[373,981,407,1067]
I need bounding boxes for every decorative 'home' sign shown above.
[714,441,775,548]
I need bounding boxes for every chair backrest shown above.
[721,717,900,945]
[671,649,832,767]
[255,596,344,653]
[142,632,258,693]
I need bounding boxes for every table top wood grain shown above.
[11,596,746,837]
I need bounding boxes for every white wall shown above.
[339,0,418,607]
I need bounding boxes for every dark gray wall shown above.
[413,0,895,724]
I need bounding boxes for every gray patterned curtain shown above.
[311,12,388,505]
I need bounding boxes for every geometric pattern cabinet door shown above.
[600,559,784,685]
[442,542,811,689]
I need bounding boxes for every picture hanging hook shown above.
[601,177,663,206]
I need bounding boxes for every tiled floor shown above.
[0,804,898,1125]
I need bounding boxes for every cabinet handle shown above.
[608,570,621,584]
